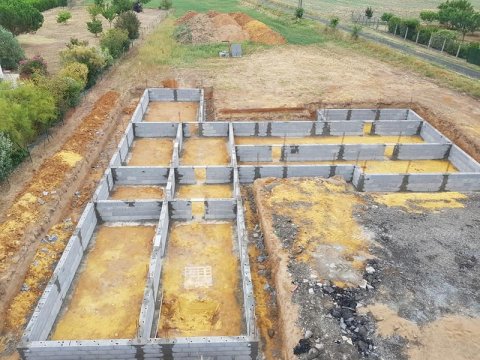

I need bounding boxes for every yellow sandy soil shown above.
[110,185,165,200]
[55,151,83,167]
[371,192,467,213]
[158,221,242,338]
[128,138,173,166]
[176,184,232,199]
[235,135,424,145]
[144,102,198,122]
[241,159,457,174]
[181,138,230,165]
[52,225,154,340]
[254,177,370,287]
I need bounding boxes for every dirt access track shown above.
[1,11,480,359]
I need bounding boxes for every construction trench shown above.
[18,88,480,359]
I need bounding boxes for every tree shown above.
[0,26,25,70]
[365,7,374,19]
[158,0,172,10]
[102,6,117,27]
[0,0,44,35]
[61,45,107,87]
[295,7,304,19]
[87,18,103,37]
[438,0,480,39]
[329,17,339,30]
[57,11,72,24]
[59,62,89,88]
[0,132,15,182]
[381,12,394,22]
[114,11,140,39]
[420,10,439,23]
[100,28,130,58]
[352,24,362,39]
[112,0,133,14]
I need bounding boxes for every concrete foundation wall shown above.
[205,199,237,219]
[355,174,405,192]
[165,168,175,200]
[371,120,422,135]
[406,110,422,121]
[148,88,201,102]
[238,165,354,183]
[93,169,114,201]
[134,123,178,138]
[393,144,451,160]
[125,124,134,147]
[448,145,480,172]
[19,337,258,360]
[169,200,192,220]
[280,144,385,161]
[236,146,272,162]
[445,173,480,191]
[420,122,450,144]
[199,122,229,137]
[206,166,233,183]
[109,150,122,167]
[96,200,163,222]
[175,167,196,184]
[319,109,409,121]
[325,121,364,135]
[112,167,170,185]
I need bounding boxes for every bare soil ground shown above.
[18,7,166,73]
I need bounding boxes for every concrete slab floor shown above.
[110,185,165,200]
[51,224,155,340]
[127,138,173,166]
[143,102,199,122]
[158,221,243,338]
[180,138,230,166]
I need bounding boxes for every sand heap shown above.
[175,11,285,45]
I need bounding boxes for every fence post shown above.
[394,24,398,36]
[441,38,447,53]
[415,31,420,43]
[376,19,379,29]
[428,34,432,48]
[456,43,461,57]
[404,27,409,40]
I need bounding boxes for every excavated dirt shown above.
[180,137,230,165]
[175,11,285,45]
[143,102,199,122]
[127,138,173,166]
[52,225,154,340]
[110,185,165,200]
[175,184,232,199]
[158,221,242,338]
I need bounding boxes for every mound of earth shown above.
[175,11,285,45]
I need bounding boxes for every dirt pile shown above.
[175,11,285,45]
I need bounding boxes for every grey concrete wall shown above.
[445,173,480,191]
[19,337,258,360]
[238,165,354,183]
[206,166,233,184]
[112,167,170,185]
[93,169,113,202]
[355,174,406,192]
[134,123,178,138]
[205,199,237,219]
[393,143,451,160]
[280,144,385,161]
[172,142,179,167]
[165,168,175,200]
[420,122,450,144]
[96,200,163,222]
[325,121,364,135]
[118,136,130,164]
[199,122,229,137]
[169,200,192,220]
[175,167,196,184]
[229,123,236,166]
[175,123,183,152]
[319,109,409,121]
[404,174,446,192]
[406,109,423,121]
[448,145,480,172]
[236,146,272,162]
[22,203,97,342]
[131,104,144,123]
[198,89,205,122]
[109,150,122,167]
[125,123,134,147]
[371,120,422,135]
[181,123,198,138]
[341,144,386,160]
[148,88,201,102]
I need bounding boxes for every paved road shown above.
[258,0,480,80]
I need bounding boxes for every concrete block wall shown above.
[420,122,450,143]
[445,173,480,191]
[169,200,192,220]
[165,168,175,200]
[324,121,364,135]
[280,144,385,162]
[236,145,272,162]
[148,88,201,102]
[175,167,196,184]
[393,143,451,160]
[206,166,233,184]
[112,167,170,185]
[448,145,480,172]
[96,200,163,222]
[93,169,114,201]
[318,108,410,121]
[204,199,237,220]
[181,123,199,138]
[175,123,183,152]
[406,109,422,121]
[118,136,130,164]
[134,123,179,138]
[370,120,422,135]
[199,122,229,137]
[198,89,205,122]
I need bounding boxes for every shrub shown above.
[158,0,172,10]
[0,0,44,35]
[87,18,103,37]
[133,1,143,12]
[351,24,362,40]
[114,11,140,40]
[28,0,68,12]
[36,75,84,115]
[0,26,25,70]
[295,7,304,19]
[100,28,130,59]
[420,10,438,23]
[430,29,457,49]
[365,7,373,19]
[388,16,402,33]
[400,18,420,39]
[61,45,107,87]
[57,10,72,24]
[58,62,89,88]
[66,37,89,49]
[112,0,133,14]
[381,12,394,22]
[173,23,192,43]
[102,6,117,27]
[19,55,48,78]
[0,132,14,182]
[329,17,339,30]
